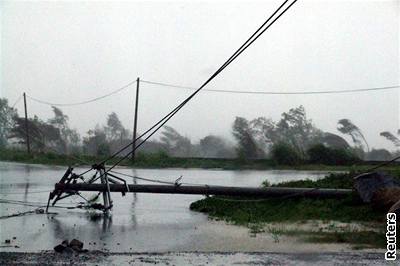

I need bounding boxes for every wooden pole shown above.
[55,183,353,199]
[132,77,140,162]
[23,92,31,154]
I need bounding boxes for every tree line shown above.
[0,98,398,163]
[232,105,398,164]
[0,98,235,158]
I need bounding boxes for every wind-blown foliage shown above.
[48,106,80,154]
[9,115,61,152]
[307,143,360,165]
[232,117,264,159]
[271,141,302,165]
[82,125,110,156]
[366,148,392,161]
[320,132,350,149]
[380,131,400,147]
[199,135,234,158]
[1,96,396,161]
[0,98,17,148]
[337,119,369,152]
[247,106,322,158]
[160,126,194,157]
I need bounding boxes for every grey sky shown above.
[1,0,399,150]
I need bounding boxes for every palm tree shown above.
[337,119,370,152]
[380,130,400,147]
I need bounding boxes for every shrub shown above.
[307,144,360,165]
[270,142,302,165]
[136,150,171,166]
[270,172,357,189]
[96,143,110,157]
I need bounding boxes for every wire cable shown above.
[11,95,23,108]
[26,80,137,106]
[0,198,74,205]
[0,208,48,220]
[0,190,53,195]
[98,0,298,174]
[141,80,400,95]
[0,199,76,209]
[109,170,240,188]
[109,170,176,185]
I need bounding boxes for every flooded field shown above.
[0,161,332,252]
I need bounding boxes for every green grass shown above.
[190,172,400,249]
[269,169,400,189]
[1,148,399,171]
[190,195,383,224]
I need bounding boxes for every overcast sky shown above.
[1,0,399,150]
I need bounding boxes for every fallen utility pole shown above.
[54,183,353,199]
[48,166,353,215]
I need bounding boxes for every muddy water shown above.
[0,161,333,252]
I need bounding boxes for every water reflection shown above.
[102,215,112,232]
[130,169,138,226]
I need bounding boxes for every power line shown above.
[0,190,53,195]
[141,79,400,95]
[0,208,46,220]
[98,0,299,173]
[0,199,76,209]
[11,95,23,108]
[26,79,137,106]
[109,170,177,185]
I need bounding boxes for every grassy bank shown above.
[0,148,398,171]
[0,148,253,169]
[190,172,399,249]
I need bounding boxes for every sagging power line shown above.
[141,79,400,95]
[17,77,399,110]
[26,79,137,106]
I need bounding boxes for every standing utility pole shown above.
[23,92,31,154]
[132,77,140,162]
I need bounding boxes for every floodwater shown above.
[0,161,333,252]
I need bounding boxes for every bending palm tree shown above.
[337,119,370,152]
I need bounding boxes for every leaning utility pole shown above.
[23,92,31,154]
[132,77,140,162]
